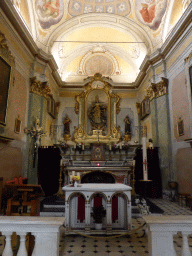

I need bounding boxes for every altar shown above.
[62,183,132,234]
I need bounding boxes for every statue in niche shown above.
[124,115,131,141]
[88,96,107,131]
[124,116,131,134]
[63,115,71,134]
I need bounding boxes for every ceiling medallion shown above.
[78,46,121,76]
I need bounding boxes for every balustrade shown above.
[143,215,192,256]
[0,216,65,256]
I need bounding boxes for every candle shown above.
[133,160,135,166]
[142,136,148,181]
[72,171,75,176]
[60,159,63,166]
[74,143,76,149]
[77,172,80,178]
[109,144,112,150]
[120,144,122,150]
[70,175,72,181]
[82,144,84,150]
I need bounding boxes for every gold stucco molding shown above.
[184,51,192,62]
[30,77,51,99]
[145,77,169,100]
[0,31,15,64]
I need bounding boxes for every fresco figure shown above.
[35,0,64,29]
[135,0,167,30]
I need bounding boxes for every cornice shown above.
[1,0,192,91]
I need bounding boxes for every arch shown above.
[81,171,116,184]
[68,191,86,202]
[89,192,108,202]
[47,13,153,52]
[111,191,129,203]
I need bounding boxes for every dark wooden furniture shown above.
[6,184,43,216]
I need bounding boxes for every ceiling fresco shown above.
[10,0,187,85]
[68,0,131,16]
[35,0,64,29]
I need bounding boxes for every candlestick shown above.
[72,171,75,176]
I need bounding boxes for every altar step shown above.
[40,195,65,217]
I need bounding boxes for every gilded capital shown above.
[30,77,51,99]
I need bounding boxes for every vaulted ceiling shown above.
[11,0,187,85]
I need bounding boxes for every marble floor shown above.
[59,199,192,256]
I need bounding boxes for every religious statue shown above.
[124,116,131,141]
[63,115,72,141]
[88,96,107,131]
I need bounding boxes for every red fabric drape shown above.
[77,196,85,223]
[112,196,118,222]
[94,196,102,207]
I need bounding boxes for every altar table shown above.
[62,183,132,234]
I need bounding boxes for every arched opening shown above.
[90,192,107,229]
[81,171,115,183]
[69,192,86,229]
[111,192,128,229]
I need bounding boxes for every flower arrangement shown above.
[72,175,80,181]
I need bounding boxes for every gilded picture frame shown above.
[0,56,11,125]
[0,31,15,127]
[14,115,21,134]
[140,98,150,120]
[47,95,56,119]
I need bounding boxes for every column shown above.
[85,200,90,233]
[65,200,70,234]
[126,193,132,230]
[2,232,12,256]
[106,201,112,233]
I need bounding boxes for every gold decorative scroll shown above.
[184,51,192,62]
[136,102,141,115]
[0,31,15,63]
[145,77,169,101]
[30,77,51,99]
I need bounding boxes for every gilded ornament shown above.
[30,77,51,99]
[0,32,15,63]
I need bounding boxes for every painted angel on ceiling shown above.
[35,0,64,29]
[135,0,167,30]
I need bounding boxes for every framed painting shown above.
[140,98,150,120]
[47,95,56,119]
[14,115,21,134]
[189,65,192,91]
[0,56,11,125]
